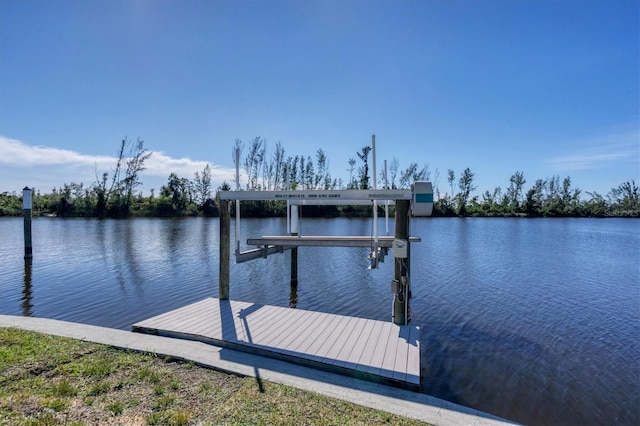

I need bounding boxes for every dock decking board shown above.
[132,297,420,389]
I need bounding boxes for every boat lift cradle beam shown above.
[246,235,421,248]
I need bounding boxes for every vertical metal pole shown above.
[290,204,298,285]
[23,187,33,260]
[235,147,241,255]
[384,159,389,236]
[393,199,410,325]
[219,199,230,300]
[372,134,378,247]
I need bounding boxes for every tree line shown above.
[0,137,637,218]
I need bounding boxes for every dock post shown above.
[393,199,410,325]
[22,259,33,316]
[23,187,33,260]
[290,204,299,285]
[219,199,230,300]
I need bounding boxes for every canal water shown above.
[0,216,638,425]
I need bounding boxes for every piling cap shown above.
[23,186,31,191]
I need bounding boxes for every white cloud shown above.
[0,136,114,168]
[143,150,234,182]
[546,129,639,172]
[0,136,238,194]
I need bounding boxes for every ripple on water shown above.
[0,216,638,425]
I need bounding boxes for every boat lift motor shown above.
[411,181,434,217]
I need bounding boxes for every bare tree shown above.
[193,163,212,205]
[315,149,327,189]
[244,137,265,189]
[389,157,399,189]
[457,167,476,215]
[357,146,372,190]
[507,171,526,211]
[399,163,430,188]
[433,168,441,198]
[447,169,456,199]
[232,139,244,189]
[94,137,152,217]
[347,158,356,188]
[122,138,152,213]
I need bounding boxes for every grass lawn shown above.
[0,327,428,425]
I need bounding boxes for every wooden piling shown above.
[219,199,230,300]
[393,199,410,325]
[23,258,33,317]
[23,187,33,260]
[291,246,298,285]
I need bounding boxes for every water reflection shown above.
[22,259,33,317]
[123,220,144,291]
[289,281,298,308]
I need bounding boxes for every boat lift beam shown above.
[235,245,293,263]
[218,189,412,202]
[247,235,421,248]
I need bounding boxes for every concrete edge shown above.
[0,315,518,426]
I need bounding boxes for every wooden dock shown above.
[132,298,421,390]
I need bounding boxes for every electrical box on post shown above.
[412,181,434,216]
[392,239,408,258]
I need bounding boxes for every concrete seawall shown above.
[0,315,517,426]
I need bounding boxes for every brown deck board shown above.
[132,297,421,390]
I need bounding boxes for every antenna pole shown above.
[384,159,389,236]
[235,147,241,255]
[372,134,378,247]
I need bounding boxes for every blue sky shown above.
[1,0,638,198]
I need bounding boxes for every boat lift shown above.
[219,187,429,262]
[218,182,433,325]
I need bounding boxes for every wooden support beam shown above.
[23,187,33,260]
[393,200,410,325]
[219,199,230,300]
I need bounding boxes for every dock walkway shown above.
[132,298,420,389]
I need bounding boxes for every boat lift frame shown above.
[219,188,417,263]
[218,184,432,325]
[218,135,433,324]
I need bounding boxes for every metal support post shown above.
[290,204,299,285]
